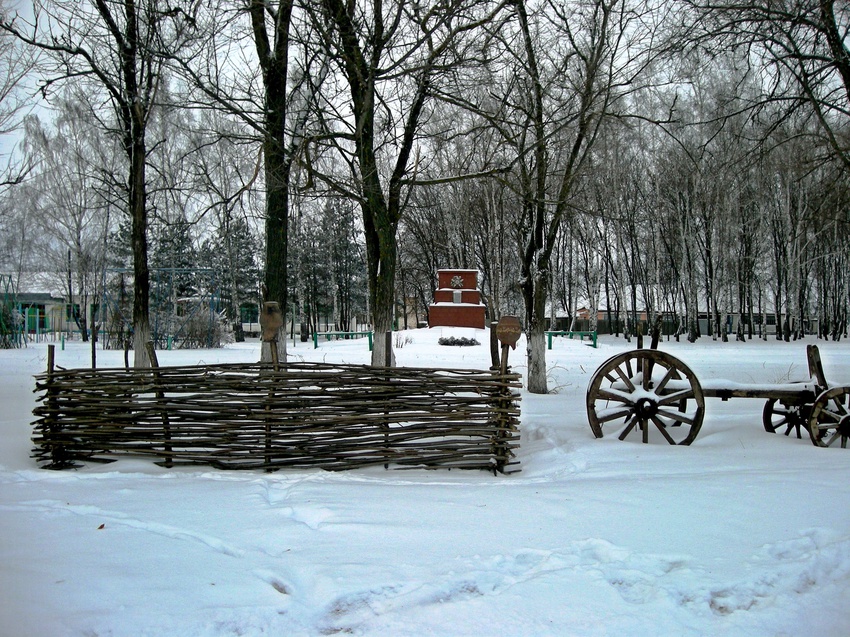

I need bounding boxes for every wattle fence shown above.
[32,355,521,473]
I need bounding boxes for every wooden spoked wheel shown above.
[762,399,808,439]
[808,387,850,448]
[586,349,706,445]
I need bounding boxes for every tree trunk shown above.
[260,156,289,363]
[223,213,245,343]
[260,123,290,364]
[364,205,398,367]
[130,122,152,368]
[525,270,549,393]
[250,0,294,364]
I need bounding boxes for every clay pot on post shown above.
[260,301,284,369]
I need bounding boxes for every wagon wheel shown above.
[587,349,705,445]
[762,398,808,439]
[807,386,850,448]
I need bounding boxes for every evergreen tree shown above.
[150,218,199,299]
[324,199,367,332]
[149,217,201,345]
[200,217,261,342]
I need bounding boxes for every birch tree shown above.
[685,0,850,170]
[479,0,670,392]
[22,97,115,341]
[0,1,35,191]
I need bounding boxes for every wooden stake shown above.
[807,344,828,390]
[144,341,159,368]
[44,344,65,468]
[270,340,279,372]
[264,345,279,471]
[490,321,499,369]
[384,331,391,468]
[146,341,172,468]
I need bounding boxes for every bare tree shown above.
[475,0,671,392]
[173,0,327,361]
[0,0,36,191]
[2,1,196,366]
[21,96,115,341]
[309,0,503,366]
[190,110,263,343]
[684,0,850,170]
[247,0,295,359]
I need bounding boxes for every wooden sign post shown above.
[492,315,522,474]
[495,316,521,375]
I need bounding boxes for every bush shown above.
[0,303,21,349]
[438,336,480,347]
[177,311,225,349]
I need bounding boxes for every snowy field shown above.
[1,328,849,636]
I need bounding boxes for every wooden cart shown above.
[586,344,850,448]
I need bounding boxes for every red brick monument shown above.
[428,269,486,329]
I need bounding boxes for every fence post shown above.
[489,321,499,369]
[145,341,172,468]
[44,343,67,468]
[636,326,644,374]
[494,317,522,474]
[260,302,284,470]
[383,331,393,467]
[384,331,392,367]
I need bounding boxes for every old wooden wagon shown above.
[586,344,850,448]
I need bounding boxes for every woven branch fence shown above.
[32,356,521,474]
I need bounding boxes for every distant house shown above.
[15,291,68,334]
[3,272,74,336]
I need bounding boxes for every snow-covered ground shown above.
[2,328,849,636]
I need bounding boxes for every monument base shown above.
[428,303,486,329]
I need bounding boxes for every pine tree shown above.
[201,217,261,342]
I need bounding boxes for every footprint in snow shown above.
[281,505,334,530]
[3,499,244,557]
[707,529,850,616]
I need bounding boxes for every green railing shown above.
[312,331,374,351]
[545,330,597,349]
